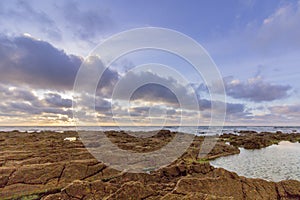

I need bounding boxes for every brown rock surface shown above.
[0,130,299,199]
[221,131,300,149]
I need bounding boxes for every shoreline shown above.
[0,130,299,199]
[1,125,300,135]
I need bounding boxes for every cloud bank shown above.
[0,34,297,125]
[224,76,291,102]
[0,35,81,90]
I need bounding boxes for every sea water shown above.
[210,141,300,182]
[1,126,300,134]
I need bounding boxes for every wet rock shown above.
[7,163,63,185]
[63,180,91,199]
[222,131,300,150]
[0,168,15,188]
[107,181,155,200]
[206,142,240,159]
[0,130,299,199]
[278,180,300,199]
[190,162,213,174]
[238,130,257,134]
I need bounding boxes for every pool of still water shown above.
[210,141,300,182]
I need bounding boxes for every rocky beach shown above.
[0,130,300,200]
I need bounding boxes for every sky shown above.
[0,0,300,126]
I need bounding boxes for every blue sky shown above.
[0,0,299,126]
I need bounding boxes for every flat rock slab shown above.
[0,130,299,199]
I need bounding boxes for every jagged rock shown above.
[238,130,257,134]
[107,181,155,200]
[174,177,244,199]
[278,180,300,199]
[7,163,63,185]
[206,142,240,159]
[0,130,299,199]
[222,131,300,150]
[63,180,91,199]
[0,167,15,188]
[174,176,282,200]
[89,180,118,199]
[190,162,213,174]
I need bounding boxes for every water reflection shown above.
[210,141,300,182]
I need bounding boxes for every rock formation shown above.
[0,130,299,199]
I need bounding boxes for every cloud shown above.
[238,104,300,125]
[95,97,111,112]
[97,68,120,97]
[258,1,300,52]
[0,85,43,108]
[0,32,287,124]
[268,104,300,117]
[129,106,168,117]
[106,71,248,119]
[0,0,61,41]
[45,93,72,108]
[8,102,41,115]
[0,85,35,102]
[224,76,291,102]
[6,41,119,93]
[41,107,72,117]
[131,83,179,105]
[0,68,250,125]
[112,71,197,108]
[0,35,82,90]
[0,85,72,120]
[199,99,248,120]
[62,1,115,40]
[226,102,245,114]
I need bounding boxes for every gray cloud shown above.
[269,104,300,117]
[95,97,111,112]
[0,85,42,108]
[0,33,269,124]
[237,104,300,125]
[113,71,196,109]
[9,101,73,118]
[45,93,72,108]
[12,89,36,102]
[9,102,41,115]
[226,102,246,114]
[131,83,179,105]
[0,85,72,119]
[0,0,61,41]
[97,68,120,97]
[0,35,82,90]
[62,1,115,40]
[129,106,152,117]
[0,38,120,94]
[224,76,291,102]
[198,100,248,120]
[193,83,246,115]
[128,106,180,124]
[198,99,211,110]
[106,71,248,118]
[41,107,72,117]
[0,85,36,102]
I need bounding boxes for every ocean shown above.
[0,126,299,134]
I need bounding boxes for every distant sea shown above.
[0,126,299,134]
